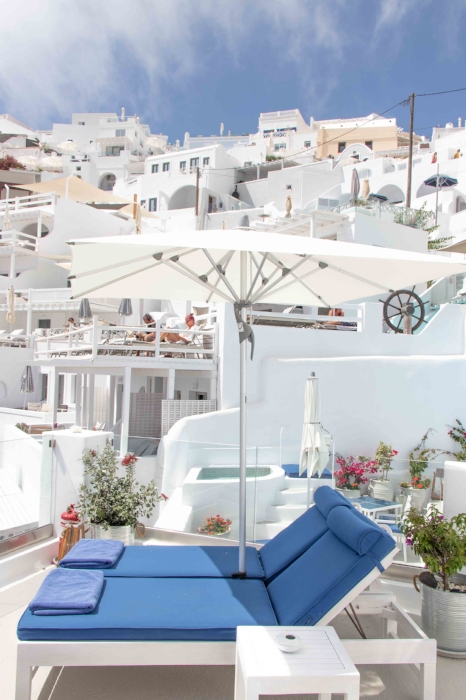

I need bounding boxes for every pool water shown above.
[197,467,272,480]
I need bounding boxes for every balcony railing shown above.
[34,316,219,364]
[0,193,55,215]
[0,230,38,253]
[332,200,435,228]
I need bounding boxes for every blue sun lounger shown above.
[59,486,352,582]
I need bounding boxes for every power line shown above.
[416,87,466,97]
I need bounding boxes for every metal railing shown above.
[0,230,38,253]
[34,316,219,363]
[250,307,362,331]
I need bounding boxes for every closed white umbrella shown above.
[3,202,12,231]
[68,229,466,575]
[361,178,370,200]
[20,365,34,410]
[17,155,40,170]
[6,286,15,326]
[299,373,330,508]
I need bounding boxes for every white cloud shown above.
[0,0,353,127]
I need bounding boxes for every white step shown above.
[254,521,291,540]
[278,486,308,505]
[267,504,307,522]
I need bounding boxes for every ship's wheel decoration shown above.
[381,289,427,334]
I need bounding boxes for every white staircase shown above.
[254,478,311,540]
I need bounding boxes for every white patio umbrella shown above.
[6,286,15,326]
[17,155,40,170]
[41,156,63,171]
[67,229,466,575]
[299,373,330,508]
[56,141,79,153]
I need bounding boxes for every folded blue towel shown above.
[59,539,124,569]
[29,569,104,615]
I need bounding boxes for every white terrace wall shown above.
[160,302,466,496]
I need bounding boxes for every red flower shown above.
[160,493,168,501]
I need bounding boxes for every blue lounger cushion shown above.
[58,539,124,569]
[327,506,382,555]
[267,509,396,626]
[29,569,104,616]
[17,577,277,642]
[100,545,264,579]
[313,486,352,518]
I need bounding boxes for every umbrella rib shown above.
[312,259,393,293]
[163,258,234,303]
[71,259,162,298]
[206,251,235,303]
[250,254,310,303]
[255,264,331,306]
[202,249,240,302]
[247,252,269,300]
[69,253,159,280]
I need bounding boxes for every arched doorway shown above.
[168,185,197,210]
[99,173,116,191]
[377,184,405,204]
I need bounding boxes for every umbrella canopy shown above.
[17,156,40,170]
[299,374,330,478]
[68,229,466,574]
[368,193,388,202]
[56,141,79,153]
[6,286,15,325]
[351,169,360,201]
[443,238,466,254]
[118,203,159,219]
[41,156,63,171]
[78,298,92,321]
[15,176,130,204]
[146,136,166,150]
[423,174,458,188]
[20,366,34,394]
[118,298,133,317]
[361,178,370,200]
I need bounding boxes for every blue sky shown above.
[1,0,466,142]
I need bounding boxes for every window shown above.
[41,374,48,402]
[180,161,187,172]
[151,164,159,173]
[304,141,311,148]
[78,121,85,126]
[162,162,170,172]
[365,141,373,150]
[148,198,157,212]
[116,129,126,137]
[140,141,143,148]
[106,146,123,156]
[140,199,146,208]
[174,390,181,400]
[190,157,199,168]
[38,319,51,329]
[203,157,210,166]
[338,142,346,153]
[76,166,81,171]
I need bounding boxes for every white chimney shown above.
[220,123,224,136]
[459,117,463,128]
[121,107,125,120]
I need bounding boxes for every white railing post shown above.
[91,315,100,359]
[213,322,219,361]
[9,234,16,279]
[67,327,73,356]
[154,319,161,360]
[46,334,51,359]
[26,289,33,336]
[14,197,19,212]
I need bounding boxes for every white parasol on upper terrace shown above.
[67,229,466,575]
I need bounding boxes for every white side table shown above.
[235,626,359,700]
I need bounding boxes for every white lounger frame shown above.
[15,550,437,700]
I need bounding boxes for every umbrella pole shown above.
[237,251,248,576]
[435,163,439,226]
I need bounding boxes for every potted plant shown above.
[369,441,398,500]
[78,445,167,545]
[334,454,378,499]
[400,429,442,509]
[400,506,466,657]
[198,515,232,537]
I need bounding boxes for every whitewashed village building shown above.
[1,105,466,545]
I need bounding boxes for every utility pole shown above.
[195,166,200,228]
[406,92,415,208]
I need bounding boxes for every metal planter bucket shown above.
[91,524,136,546]
[420,575,466,657]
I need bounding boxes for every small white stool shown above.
[235,626,359,700]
